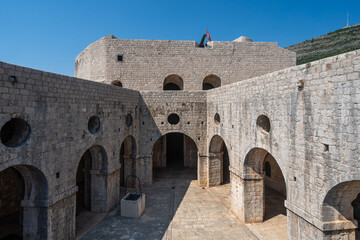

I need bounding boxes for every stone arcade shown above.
[1,34,360,239]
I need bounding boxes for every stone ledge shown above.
[229,168,263,180]
[49,186,78,206]
[285,200,357,231]
[21,186,79,208]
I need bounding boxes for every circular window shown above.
[1,118,31,148]
[126,114,133,127]
[214,113,220,125]
[257,115,271,134]
[168,113,180,125]
[88,116,100,134]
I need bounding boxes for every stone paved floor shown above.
[207,184,288,240]
[82,168,258,240]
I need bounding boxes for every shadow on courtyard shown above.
[81,165,196,240]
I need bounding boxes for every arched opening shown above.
[111,80,122,87]
[120,136,137,188]
[76,145,108,237]
[152,133,197,181]
[321,181,360,238]
[0,165,48,239]
[243,148,286,223]
[208,135,230,187]
[163,74,183,90]
[203,74,221,90]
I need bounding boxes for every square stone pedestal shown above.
[121,193,145,218]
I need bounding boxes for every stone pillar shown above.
[21,200,49,240]
[107,168,120,211]
[123,155,134,186]
[184,136,197,168]
[198,154,208,187]
[90,170,108,212]
[207,152,223,187]
[137,155,152,187]
[48,187,77,240]
[152,136,166,168]
[242,177,264,223]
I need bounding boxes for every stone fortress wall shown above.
[0,63,140,239]
[206,50,360,239]
[0,34,360,239]
[74,35,296,90]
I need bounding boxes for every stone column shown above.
[21,200,49,240]
[207,152,223,187]
[242,176,264,223]
[90,170,108,212]
[47,187,77,240]
[106,168,120,211]
[137,155,152,187]
[198,154,208,187]
[123,154,134,186]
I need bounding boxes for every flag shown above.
[207,29,212,42]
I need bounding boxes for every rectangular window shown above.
[117,55,123,62]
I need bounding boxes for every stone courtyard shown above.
[82,168,259,240]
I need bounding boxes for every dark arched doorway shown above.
[0,165,48,239]
[208,135,230,187]
[152,133,198,180]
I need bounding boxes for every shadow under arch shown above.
[208,135,230,186]
[151,132,198,182]
[242,147,287,223]
[203,74,221,90]
[75,145,109,237]
[163,74,183,90]
[120,135,137,187]
[0,164,49,239]
[321,180,360,236]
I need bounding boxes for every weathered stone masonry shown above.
[1,35,360,239]
[206,50,360,239]
[75,35,295,90]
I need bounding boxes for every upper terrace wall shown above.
[206,50,360,238]
[75,35,296,91]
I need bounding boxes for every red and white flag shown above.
[207,29,212,42]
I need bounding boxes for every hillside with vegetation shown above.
[286,24,360,65]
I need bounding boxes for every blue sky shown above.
[1,0,359,76]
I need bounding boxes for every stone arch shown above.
[75,145,109,236]
[151,132,198,181]
[0,164,48,239]
[163,74,183,90]
[120,135,137,187]
[111,80,122,87]
[208,135,230,186]
[321,181,360,226]
[242,148,287,223]
[203,74,221,90]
